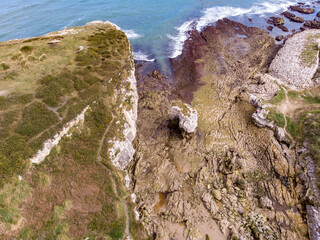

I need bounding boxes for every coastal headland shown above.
[0,2,320,240]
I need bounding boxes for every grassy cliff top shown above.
[0,22,144,239]
[0,21,132,183]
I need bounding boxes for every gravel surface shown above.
[269,29,320,89]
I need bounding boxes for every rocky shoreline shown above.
[130,13,320,239]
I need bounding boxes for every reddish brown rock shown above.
[290,5,315,14]
[304,20,320,29]
[282,11,305,23]
[170,18,277,103]
[267,25,274,31]
[275,35,284,41]
[267,17,285,26]
[277,25,289,32]
[267,17,289,32]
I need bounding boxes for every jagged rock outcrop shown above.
[30,106,89,164]
[170,101,198,133]
[250,95,274,129]
[275,126,286,142]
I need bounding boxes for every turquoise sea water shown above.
[0,0,308,61]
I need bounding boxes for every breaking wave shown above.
[169,0,300,58]
[133,51,155,62]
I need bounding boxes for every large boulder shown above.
[170,101,198,133]
[269,29,320,89]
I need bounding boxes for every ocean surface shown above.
[0,0,313,63]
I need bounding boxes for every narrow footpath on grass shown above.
[97,109,131,239]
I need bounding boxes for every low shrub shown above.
[20,45,34,53]
[15,101,59,137]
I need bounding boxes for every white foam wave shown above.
[167,20,195,59]
[133,51,155,62]
[123,29,142,39]
[169,0,299,58]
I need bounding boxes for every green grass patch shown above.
[286,117,301,139]
[0,62,10,70]
[0,179,30,228]
[302,112,320,187]
[269,88,286,104]
[302,94,320,104]
[37,172,51,187]
[29,201,72,239]
[0,135,32,184]
[36,73,75,107]
[20,45,34,53]
[15,101,59,138]
[75,49,100,66]
[300,41,319,68]
[287,91,300,99]
[267,109,285,128]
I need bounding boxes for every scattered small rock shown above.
[260,196,274,210]
[275,35,284,41]
[282,11,305,23]
[268,17,285,26]
[48,39,61,45]
[267,17,289,32]
[212,189,222,201]
[277,25,289,32]
[267,25,274,31]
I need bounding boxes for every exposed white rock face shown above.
[30,106,90,164]
[125,173,130,188]
[104,21,121,30]
[170,103,198,133]
[108,69,138,170]
[85,20,104,26]
[252,108,273,129]
[275,127,286,143]
[134,209,140,221]
[269,29,320,89]
[305,155,320,240]
[307,205,320,240]
[249,95,274,129]
[249,94,263,108]
[260,196,274,210]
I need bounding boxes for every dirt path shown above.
[97,111,131,239]
[281,87,293,140]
